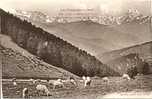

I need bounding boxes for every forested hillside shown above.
[0,9,119,77]
[100,41,152,75]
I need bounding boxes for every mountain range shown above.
[10,9,151,25]
[8,9,152,59]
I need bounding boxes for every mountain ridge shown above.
[9,9,151,25]
[8,9,151,57]
[0,8,120,77]
[100,40,152,63]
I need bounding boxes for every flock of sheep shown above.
[11,73,133,98]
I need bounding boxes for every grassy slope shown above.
[2,74,152,98]
[0,34,78,79]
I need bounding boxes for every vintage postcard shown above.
[0,0,152,98]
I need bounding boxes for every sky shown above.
[0,0,151,16]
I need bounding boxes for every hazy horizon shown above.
[0,0,151,16]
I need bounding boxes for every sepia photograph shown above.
[0,0,152,98]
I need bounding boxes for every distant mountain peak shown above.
[119,9,151,24]
[9,9,151,25]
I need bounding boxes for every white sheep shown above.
[102,77,109,82]
[122,74,131,80]
[67,77,77,86]
[61,79,68,83]
[22,88,28,98]
[61,78,77,87]
[84,76,91,88]
[36,84,50,96]
[82,76,86,81]
[137,73,143,76]
[44,41,48,46]
[13,81,17,86]
[29,79,36,84]
[52,79,64,89]
[12,78,17,86]
[41,80,47,83]
[70,78,77,86]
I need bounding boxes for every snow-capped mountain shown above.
[6,8,152,58]
[98,9,151,25]
[9,9,151,25]
[10,9,54,23]
[119,9,151,24]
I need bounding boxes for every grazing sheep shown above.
[36,84,51,96]
[22,88,28,98]
[70,78,77,86]
[41,80,47,83]
[61,79,68,83]
[82,76,86,81]
[29,79,34,81]
[62,77,77,86]
[29,79,36,84]
[57,79,62,82]
[84,76,91,88]
[102,77,109,82]
[52,79,64,89]
[137,73,143,76]
[122,74,131,80]
[11,78,17,86]
[44,41,48,46]
[13,81,17,86]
